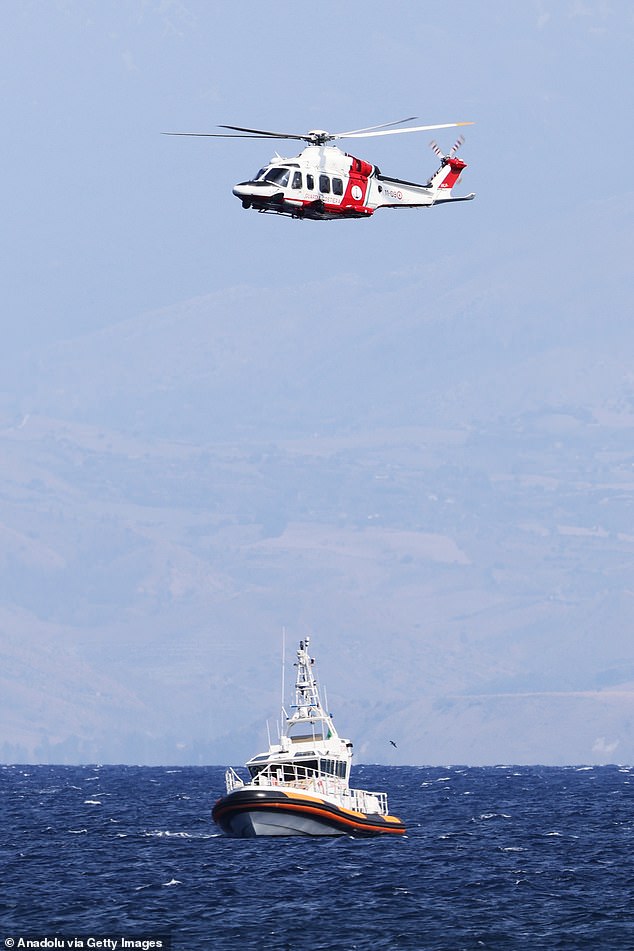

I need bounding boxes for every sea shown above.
[1,764,633,950]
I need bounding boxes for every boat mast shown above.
[288,637,338,739]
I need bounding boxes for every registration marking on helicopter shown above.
[383,186,404,201]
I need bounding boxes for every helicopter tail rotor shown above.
[430,134,465,163]
[450,134,465,157]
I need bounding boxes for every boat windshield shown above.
[321,758,347,778]
[247,758,346,782]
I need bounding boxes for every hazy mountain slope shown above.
[1,194,633,765]
[15,194,633,438]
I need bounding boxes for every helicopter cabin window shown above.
[264,167,290,187]
[332,177,344,196]
[306,173,315,190]
[291,170,302,189]
[319,174,330,194]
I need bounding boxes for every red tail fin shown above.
[436,157,467,192]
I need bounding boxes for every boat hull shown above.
[212,787,406,838]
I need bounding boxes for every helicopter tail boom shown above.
[370,151,474,211]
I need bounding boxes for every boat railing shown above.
[237,761,389,815]
[345,785,389,816]
[225,767,245,793]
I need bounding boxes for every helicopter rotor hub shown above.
[306,130,331,145]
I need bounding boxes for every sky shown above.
[3,0,631,352]
[1,0,633,766]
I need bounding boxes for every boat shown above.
[212,637,406,837]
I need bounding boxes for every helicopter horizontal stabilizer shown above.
[433,193,476,204]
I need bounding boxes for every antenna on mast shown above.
[281,626,286,718]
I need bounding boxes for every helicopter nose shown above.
[233,179,273,196]
[232,182,252,199]
[232,180,284,206]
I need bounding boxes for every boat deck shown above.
[225,765,389,816]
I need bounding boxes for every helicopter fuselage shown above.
[232,144,473,220]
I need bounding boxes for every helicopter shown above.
[164,117,475,221]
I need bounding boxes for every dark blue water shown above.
[1,764,633,950]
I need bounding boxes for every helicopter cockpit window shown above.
[255,168,267,180]
[291,170,302,189]
[319,174,330,194]
[332,177,344,196]
[264,167,290,187]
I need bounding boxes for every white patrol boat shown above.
[212,637,406,837]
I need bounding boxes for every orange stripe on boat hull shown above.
[254,801,406,835]
[214,794,406,836]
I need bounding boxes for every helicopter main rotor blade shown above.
[163,130,307,140]
[331,116,418,137]
[163,119,474,145]
[337,121,473,140]
[219,120,422,141]
[219,124,309,141]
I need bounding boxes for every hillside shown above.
[1,195,633,765]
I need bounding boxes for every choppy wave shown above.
[2,763,634,949]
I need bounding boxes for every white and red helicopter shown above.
[165,117,475,221]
